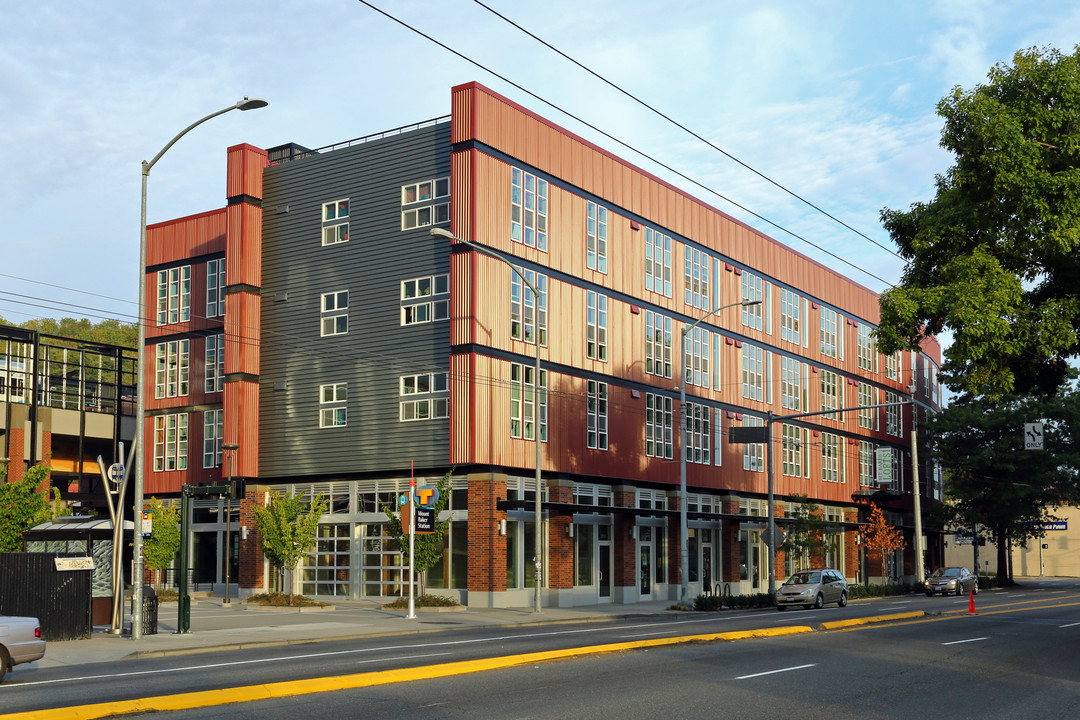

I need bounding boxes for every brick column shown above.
[238,486,268,591]
[467,472,507,593]
[843,508,859,580]
[722,498,741,583]
[665,489,682,586]
[547,479,573,590]
[612,485,636,589]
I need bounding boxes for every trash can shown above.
[131,585,158,635]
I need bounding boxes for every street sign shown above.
[107,463,124,492]
[414,507,436,533]
[1024,422,1044,450]
[414,486,440,507]
[142,510,152,537]
[728,426,768,444]
[760,524,785,549]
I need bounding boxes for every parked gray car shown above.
[925,567,978,596]
[0,615,46,682]
[776,568,849,610]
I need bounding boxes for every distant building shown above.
[143,82,943,605]
[1,323,136,511]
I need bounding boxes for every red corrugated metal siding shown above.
[225,380,259,477]
[226,144,268,200]
[225,203,262,288]
[224,292,260,376]
[146,209,227,267]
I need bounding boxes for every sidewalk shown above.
[37,595,677,669]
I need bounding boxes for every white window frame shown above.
[153,413,188,472]
[780,356,804,411]
[511,268,548,345]
[741,271,764,330]
[645,227,672,297]
[684,246,710,310]
[858,383,877,429]
[742,415,764,472]
[510,363,548,441]
[820,307,838,357]
[156,265,191,325]
[780,288,801,344]
[320,290,349,336]
[401,274,450,326]
[821,369,840,420]
[646,392,673,459]
[399,372,449,421]
[586,201,608,273]
[154,339,189,399]
[587,380,608,450]
[511,167,548,251]
[782,424,808,477]
[206,258,226,318]
[319,383,348,428]
[645,310,673,379]
[321,198,350,246]
[742,343,765,401]
[821,432,842,483]
[205,333,225,393]
[683,326,710,388]
[857,324,876,371]
[586,290,608,361]
[203,408,223,469]
[859,441,875,487]
[885,391,902,436]
[684,401,711,465]
[885,351,900,380]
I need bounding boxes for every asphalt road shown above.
[5,581,1080,718]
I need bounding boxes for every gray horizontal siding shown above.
[258,124,452,479]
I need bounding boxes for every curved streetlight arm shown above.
[679,298,761,602]
[133,97,267,639]
[431,227,544,613]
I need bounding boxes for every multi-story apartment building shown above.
[144,82,942,606]
[1,324,136,508]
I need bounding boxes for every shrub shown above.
[383,594,461,609]
[246,592,326,607]
[692,591,774,611]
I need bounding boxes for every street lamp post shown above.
[430,227,544,613]
[678,299,760,602]
[222,442,240,605]
[133,97,267,639]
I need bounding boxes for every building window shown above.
[206,258,226,318]
[685,401,711,465]
[684,247,710,310]
[586,291,607,361]
[885,391,902,436]
[587,380,608,450]
[319,383,347,428]
[510,363,547,441]
[511,167,548,251]
[203,408,223,469]
[780,356,804,411]
[858,383,876,429]
[859,441,875,487]
[821,369,840,420]
[782,424,808,477]
[511,269,548,345]
[820,307,838,357]
[401,274,449,326]
[683,326,710,388]
[320,290,349,336]
[205,334,224,393]
[646,393,673,459]
[400,372,449,421]
[780,288,801,344]
[742,343,765,401]
[153,413,188,471]
[401,177,450,230]
[156,265,191,325]
[821,432,842,483]
[321,199,349,245]
[741,271,764,330]
[586,201,607,273]
[154,340,189,399]
[713,409,724,467]
[742,415,764,472]
[885,351,900,380]
[645,227,672,297]
[857,324,876,371]
[646,310,673,378]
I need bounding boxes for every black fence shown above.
[0,552,92,641]
[155,567,215,592]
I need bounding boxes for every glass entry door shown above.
[638,527,653,599]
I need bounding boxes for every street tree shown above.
[876,45,1080,399]
[779,495,832,571]
[252,490,327,604]
[924,382,1080,582]
[0,463,65,551]
[380,471,454,596]
[143,497,181,589]
[860,503,906,584]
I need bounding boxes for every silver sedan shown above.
[925,567,978,596]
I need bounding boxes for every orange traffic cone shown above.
[967,589,977,615]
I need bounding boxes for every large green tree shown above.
[252,490,327,603]
[924,382,1080,581]
[877,45,1080,398]
[4,317,137,348]
[0,463,63,551]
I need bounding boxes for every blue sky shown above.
[2,1,1078,333]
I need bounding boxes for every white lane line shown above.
[619,630,678,638]
[942,637,988,646]
[736,663,816,680]
[357,652,450,665]
[1059,622,1080,628]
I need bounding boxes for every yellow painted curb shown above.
[818,611,927,630]
[4,626,814,720]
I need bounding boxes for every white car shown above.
[0,615,46,682]
[776,568,849,610]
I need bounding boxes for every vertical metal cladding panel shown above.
[449,352,474,464]
[146,209,228,267]
[450,150,473,255]
[226,143,268,200]
[226,202,263,289]
[225,379,259,477]
[225,291,261,376]
[450,250,473,346]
